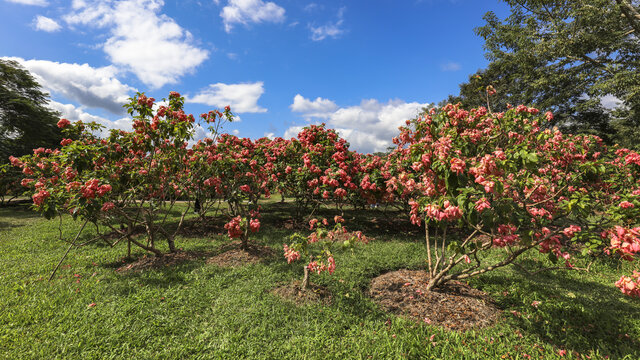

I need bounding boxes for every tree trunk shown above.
[301,266,309,290]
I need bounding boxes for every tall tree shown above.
[447,0,640,147]
[0,59,62,161]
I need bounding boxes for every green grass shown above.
[0,202,639,359]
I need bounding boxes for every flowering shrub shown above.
[12,92,229,256]
[283,215,368,289]
[392,103,613,290]
[10,88,640,298]
[272,124,360,218]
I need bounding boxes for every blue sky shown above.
[1,0,510,153]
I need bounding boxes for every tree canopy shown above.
[447,0,640,147]
[0,59,62,161]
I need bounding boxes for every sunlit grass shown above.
[0,202,638,359]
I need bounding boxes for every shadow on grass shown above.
[479,268,640,359]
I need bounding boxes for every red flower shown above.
[57,118,71,128]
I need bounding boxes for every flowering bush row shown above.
[8,92,640,297]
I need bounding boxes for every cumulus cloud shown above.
[64,0,209,88]
[309,6,345,41]
[440,61,461,72]
[220,0,286,33]
[288,95,429,153]
[601,94,623,110]
[48,100,132,137]
[6,0,48,6]
[188,82,267,113]
[4,57,135,115]
[33,15,61,32]
[290,94,337,118]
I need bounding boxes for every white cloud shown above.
[283,125,304,139]
[48,100,132,137]
[4,57,135,115]
[309,6,345,41]
[220,0,285,33]
[289,95,429,153]
[290,94,337,118]
[6,0,48,6]
[33,15,61,32]
[441,61,461,72]
[303,3,318,12]
[232,129,240,135]
[64,0,209,88]
[188,82,267,113]
[601,94,623,110]
[264,132,275,139]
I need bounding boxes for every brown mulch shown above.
[271,281,332,305]
[179,216,226,237]
[369,269,501,331]
[115,250,210,273]
[206,241,276,267]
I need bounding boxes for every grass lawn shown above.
[0,201,638,359]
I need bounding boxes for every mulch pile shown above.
[206,241,275,267]
[116,250,209,272]
[271,281,332,305]
[369,269,500,331]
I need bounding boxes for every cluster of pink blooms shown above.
[57,118,71,128]
[80,179,111,199]
[493,224,520,247]
[562,225,581,239]
[307,256,336,275]
[224,216,244,239]
[607,226,640,260]
[423,200,463,222]
[249,218,260,233]
[32,189,50,206]
[101,202,115,212]
[615,271,640,298]
[283,244,300,264]
[474,197,491,212]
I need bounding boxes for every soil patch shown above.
[369,269,500,331]
[271,281,332,305]
[179,216,226,237]
[206,241,275,267]
[115,250,209,273]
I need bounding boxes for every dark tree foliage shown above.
[0,59,62,161]
[446,0,640,148]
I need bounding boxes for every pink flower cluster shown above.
[307,258,337,275]
[80,179,111,199]
[423,200,463,222]
[224,216,244,239]
[493,224,520,247]
[32,189,50,206]
[607,226,640,260]
[283,244,300,264]
[615,271,640,298]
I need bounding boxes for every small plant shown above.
[283,216,369,290]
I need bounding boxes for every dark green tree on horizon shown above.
[446,0,640,148]
[0,58,62,161]
[0,59,63,204]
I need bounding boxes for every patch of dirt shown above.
[369,269,500,331]
[206,241,275,267]
[115,250,210,273]
[179,216,226,237]
[271,281,332,305]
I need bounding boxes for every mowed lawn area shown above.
[1,200,639,360]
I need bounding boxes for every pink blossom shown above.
[101,202,115,212]
[57,118,71,128]
[619,201,634,209]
